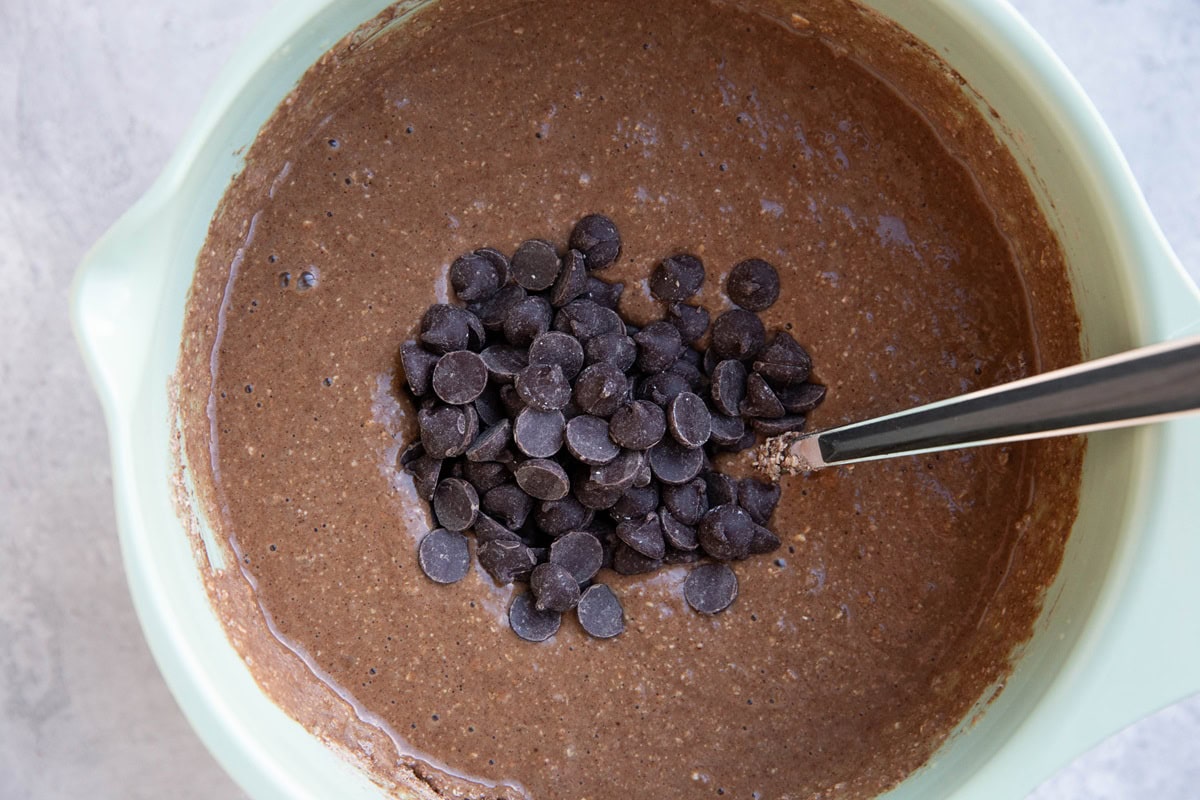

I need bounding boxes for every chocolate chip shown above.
[464,421,510,463]
[550,249,588,307]
[776,382,826,414]
[588,449,643,491]
[515,363,571,411]
[667,391,711,448]
[398,441,425,467]
[710,360,748,417]
[738,478,781,525]
[482,483,533,530]
[704,472,739,507]
[633,321,683,374]
[707,412,745,446]
[666,303,710,343]
[610,484,660,521]
[647,437,706,485]
[499,383,526,416]
[550,531,604,583]
[418,529,471,584]
[668,357,706,390]
[530,563,581,612]
[638,371,690,406]
[504,296,553,347]
[480,344,528,384]
[473,384,507,427]
[400,341,440,396]
[565,415,620,465]
[431,350,488,405]
[474,246,511,287]
[556,300,624,341]
[650,253,705,303]
[480,540,538,585]
[432,478,479,531]
[511,239,561,291]
[528,331,585,379]
[720,429,759,453]
[512,408,565,457]
[660,508,698,551]
[515,458,570,501]
[612,542,663,575]
[574,477,625,511]
[462,460,509,494]
[474,284,526,331]
[508,591,562,641]
[684,563,739,613]
[753,332,813,387]
[740,373,785,419]
[632,457,653,488]
[419,404,475,458]
[472,513,522,545]
[749,415,807,436]
[535,495,591,536]
[576,584,625,638]
[747,523,782,555]
[579,276,623,308]
[569,213,621,271]
[726,258,780,311]
[608,401,667,450]
[616,513,666,559]
[584,333,637,372]
[662,478,708,526]
[450,252,501,302]
[698,504,755,560]
[573,363,628,417]
[406,454,444,501]
[710,309,766,361]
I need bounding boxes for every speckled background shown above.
[1,1,1196,798]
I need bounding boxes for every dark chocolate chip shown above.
[684,563,739,613]
[406,454,444,502]
[515,458,570,501]
[703,346,720,376]
[588,449,643,491]
[400,341,439,396]
[499,383,526,416]
[504,296,553,347]
[420,304,482,354]
[720,429,759,453]
[473,384,507,427]
[482,483,533,530]
[569,213,622,271]
[515,363,571,411]
[616,513,666,559]
[556,300,624,341]
[667,358,706,391]
[659,508,698,551]
[710,309,766,361]
[480,344,528,384]
[747,523,782,555]
[474,284,526,331]
[647,437,706,485]
[431,350,488,405]
[750,415,808,436]
[432,478,479,531]
[612,542,663,575]
[528,331,585,379]
[753,332,813,387]
[576,584,625,639]
[662,478,708,526]
[698,504,755,560]
[399,441,425,467]
[462,460,508,494]
[512,408,565,457]
[776,382,826,414]
[633,321,683,373]
[738,478,781,525]
[550,249,588,307]
[465,421,512,462]
[608,401,667,450]
[508,592,561,641]
[530,563,581,612]
[535,495,591,536]
[565,415,620,465]
[550,531,604,583]
[704,472,739,507]
[574,478,625,510]
[574,363,628,417]
[708,413,745,446]
[450,252,501,302]
[727,258,780,311]
[511,239,562,291]
[667,391,712,448]
[638,371,690,406]
[649,253,705,303]
[610,484,660,521]
[710,360,748,417]
[666,303,710,343]
[419,404,475,458]
[480,540,538,585]
[472,512,523,544]
[584,333,637,371]
[579,276,623,309]
[418,529,471,584]
[474,246,511,287]
[740,373,785,419]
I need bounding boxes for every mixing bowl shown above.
[71,1,1200,797]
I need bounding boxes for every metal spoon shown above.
[753,333,1200,479]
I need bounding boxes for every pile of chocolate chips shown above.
[397,214,825,641]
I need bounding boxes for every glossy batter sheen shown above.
[175,1,1084,798]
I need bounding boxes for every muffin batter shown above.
[174,0,1084,797]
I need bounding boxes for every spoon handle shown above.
[757,334,1200,475]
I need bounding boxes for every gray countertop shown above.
[2,1,1197,798]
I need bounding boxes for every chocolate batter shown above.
[174,1,1083,797]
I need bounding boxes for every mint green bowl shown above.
[71,1,1200,797]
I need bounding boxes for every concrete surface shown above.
[1,1,1197,798]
